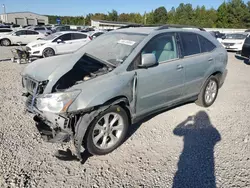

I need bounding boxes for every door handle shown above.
[208,58,213,62]
[177,64,184,70]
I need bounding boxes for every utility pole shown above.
[2,4,7,23]
[144,11,147,25]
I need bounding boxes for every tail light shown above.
[89,36,92,40]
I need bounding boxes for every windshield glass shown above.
[41,33,62,40]
[226,34,247,39]
[77,32,147,65]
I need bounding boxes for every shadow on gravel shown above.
[54,148,92,164]
[172,111,221,188]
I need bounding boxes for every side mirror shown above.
[139,54,157,68]
[57,39,62,43]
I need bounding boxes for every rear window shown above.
[198,35,216,53]
[180,33,200,56]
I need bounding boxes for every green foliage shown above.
[47,1,250,28]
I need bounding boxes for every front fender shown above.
[67,71,137,112]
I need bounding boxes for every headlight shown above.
[32,43,45,48]
[36,90,81,113]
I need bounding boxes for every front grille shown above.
[23,77,39,94]
[222,43,235,46]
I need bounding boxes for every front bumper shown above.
[222,44,242,51]
[25,94,72,143]
[26,46,43,57]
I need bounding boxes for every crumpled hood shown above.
[22,53,81,81]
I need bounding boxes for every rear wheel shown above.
[196,76,219,107]
[42,48,55,58]
[84,105,129,155]
[1,39,11,46]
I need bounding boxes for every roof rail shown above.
[156,24,206,31]
[117,24,143,29]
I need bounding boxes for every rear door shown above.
[71,33,90,51]
[26,30,40,43]
[179,32,216,97]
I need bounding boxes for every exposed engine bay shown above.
[52,54,113,92]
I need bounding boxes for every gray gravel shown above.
[0,46,250,188]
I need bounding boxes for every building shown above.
[0,11,49,26]
[91,20,137,30]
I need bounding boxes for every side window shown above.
[34,27,45,31]
[0,29,12,33]
[92,32,103,38]
[142,33,178,63]
[245,36,250,44]
[180,33,200,56]
[72,33,87,40]
[26,30,39,35]
[198,35,216,53]
[15,30,26,35]
[58,33,72,41]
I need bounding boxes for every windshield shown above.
[226,34,247,39]
[41,33,62,40]
[77,32,147,65]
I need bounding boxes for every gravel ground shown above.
[0,46,250,188]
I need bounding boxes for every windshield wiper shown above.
[85,53,116,68]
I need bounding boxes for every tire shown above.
[84,105,129,155]
[195,76,219,108]
[42,48,55,58]
[1,39,11,46]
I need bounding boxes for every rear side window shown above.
[15,30,27,35]
[0,29,12,33]
[180,33,200,56]
[72,33,87,40]
[198,35,216,53]
[58,33,72,41]
[26,30,39,35]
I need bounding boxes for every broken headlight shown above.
[36,90,81,113]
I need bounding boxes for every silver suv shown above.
[21,25,228,159]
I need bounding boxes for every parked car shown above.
[0,28,13,37]
[0,29,46,46]
[209,31,225,43]
[221,33,249,51]
[87,30,107,39]
[80,27,95,33]
[21,25,228,159]
[51,25,71,33]
[26,31,92,57]
[235,35,250,63]
[28,26,52,35]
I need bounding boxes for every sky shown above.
[0,0,236,16]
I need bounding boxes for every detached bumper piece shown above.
[34,116,71,143]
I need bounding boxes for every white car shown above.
[0,28,13,37]
[26,31,92,57]
[0,29,46,46]
[221,33,249,51]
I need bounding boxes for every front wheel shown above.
[42,48,55,58]
[196,76,219,107]
[1,39,11,46]
[84,105,129,155]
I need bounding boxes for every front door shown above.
[135,33,185,116]
[54,33,74,54]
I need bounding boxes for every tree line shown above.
[47,0,250,28]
